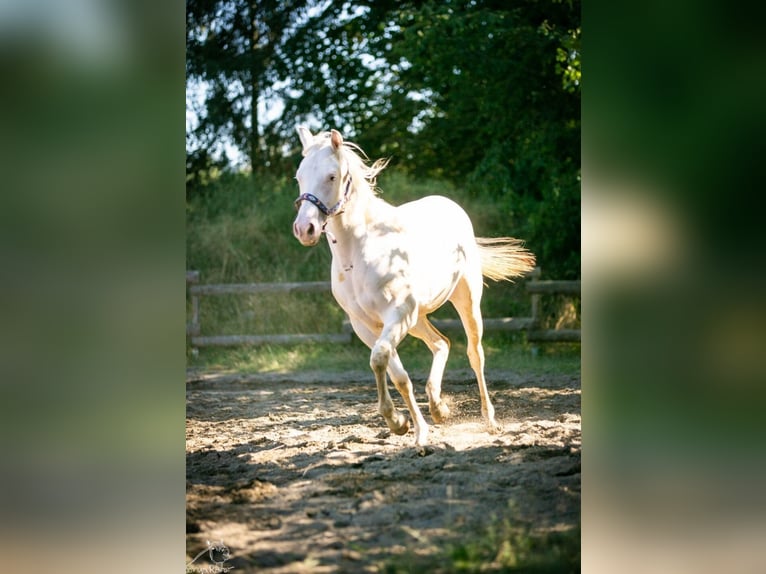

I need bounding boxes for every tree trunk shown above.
[250,74,260,174]
[248,0,261,175]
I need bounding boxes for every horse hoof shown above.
[429,401,450,424]
[487,419,502,434]
[390,417,410,436]
[416,444,434,456]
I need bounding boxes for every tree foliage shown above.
[186,0,310,173]
[384,1,580,277]
[186,0,580,278]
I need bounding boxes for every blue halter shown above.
[294,176,353,217]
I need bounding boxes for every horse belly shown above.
[406,231,471,311]
[411,253,464,312]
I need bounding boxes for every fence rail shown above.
[190,281,332,296]
[190,333,352,347]
[526,280,581,295]
[186,269,580,349]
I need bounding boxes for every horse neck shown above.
[324,185,389,256]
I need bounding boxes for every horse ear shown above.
[330,129,343,153]
[296,126,314,154]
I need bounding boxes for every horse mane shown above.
[310,131,390,199]
[341,141,390,198]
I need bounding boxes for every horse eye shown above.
[328,174,336,182]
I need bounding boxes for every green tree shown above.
[270,1,423,160]
[186,0,309,174]
[387,0,580,277]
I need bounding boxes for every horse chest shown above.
[331,271,370,324]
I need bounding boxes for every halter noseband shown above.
[294,175,353,218]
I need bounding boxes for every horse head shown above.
[292,127,350,246]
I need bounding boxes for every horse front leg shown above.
[370,339,411,437]
[347,315,410,438]
[386,350,430,446]
[371,308,430,446]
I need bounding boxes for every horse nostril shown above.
[306,223,315,237]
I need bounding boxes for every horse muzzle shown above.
[293,218,322,246]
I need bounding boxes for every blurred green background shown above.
[4,0,765,570]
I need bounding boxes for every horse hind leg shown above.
[410,317,451,424]
[450,276,501,433]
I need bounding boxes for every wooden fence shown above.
[186,269,579,349]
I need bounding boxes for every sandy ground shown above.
[186,368,580,572]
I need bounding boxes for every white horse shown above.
[292,127,535,446]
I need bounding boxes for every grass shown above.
[382,520,580,573]
[187,332,580,378]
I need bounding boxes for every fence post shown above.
[187,270,201,356]
[528,267,542,357]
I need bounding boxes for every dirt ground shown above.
[186,367,581,573]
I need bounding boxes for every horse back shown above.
[396,195,477,255]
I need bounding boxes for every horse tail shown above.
[476,237,536,282]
